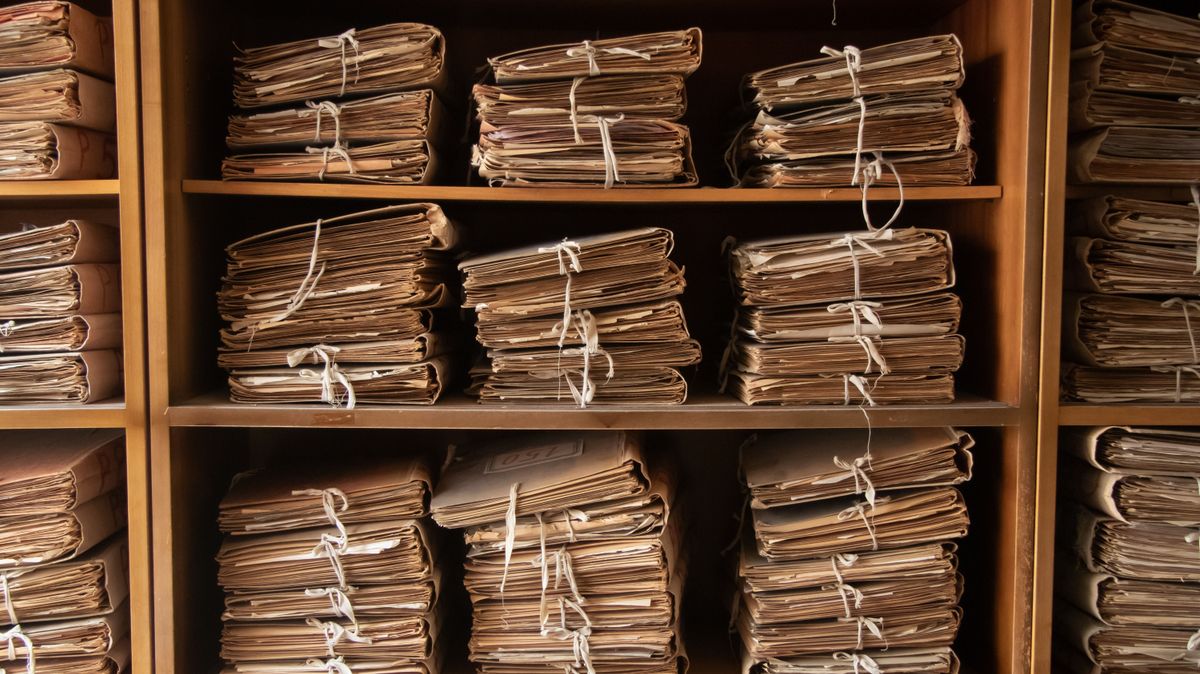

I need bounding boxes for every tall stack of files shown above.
[217,204,458,407]
[221,22,447,184]
[471,29,702,187]
[430,431,686,674]
[1055,426,1200,673]
[459,227,700,406]
[216,456,444,674]
[0,1,117,180]
[0,430,130,674]
[1063,195,1200,402]
[0,218,122,403]
[730,34,975,188]
[1069,1,1200,183]
[722,228,963,405]
[735,428,974,674]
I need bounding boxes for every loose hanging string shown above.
[833,652,883,674]
[1151,365,1200,403]
[316,28,361,97]
[305,618,372,658]
[288,345,356,409]
[564,40,652,76]
[538,240,584,347]
[256,219,326,332]
[591,114,625,189]
[843,374,878,407]
[814,455,878,506]
[305,586,361,632]
[306,144,356,181]
[858,151,906,232]
[302,100,344,144]
[837,499,880,550]
[0,573,16,626]
[0,625,33,674]
[1191,184,1200,274]
[500,483,520,593]
[1162,297,1200,363]
[306,656,353,674]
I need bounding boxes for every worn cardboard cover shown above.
[0,2,114,79]
[0,532,129,625]
[0,219,119,271]
[487,28,702,83]
[0,428,122,514]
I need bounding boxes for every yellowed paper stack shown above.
[223,23,446,184]
[218,204,458,407]
[735,428,972,674]
[471,30,701,188]
[733,34,975,188]
[430,432,686,674]
[0,429,130,674]
[459,228,698,406]
[724,229,962,405]
[1062,194,1200,403]
[0,219,121,403]
[216,455,444,674]
[1070,1,1200,183]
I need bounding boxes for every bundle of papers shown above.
[0,429,122,515]
[0,535,128,625]
[1064,426,1200,475]
[473,30,701,188]
[1070,126,1200,183]
[0,220,119,272]
[217,460,442,674]
[733,34,974,187]
[749,647,959,674]
[0,608,128,659]
[0,2,114,78]
[1064,294,1200,367]
[735,428,971,672]
[1072,196,1199,246]
[0,121,114,180]
[221,139,434,184]
[725,229,961,405]
[1057,570,1200,628]
[0,69,114,131]
[1069,237,1200,295]
[227,91,444,150]
[1064,458,1200,525]
[0,350,120,403]
[459,228,697,406]
[1062,363,1200,403]
[1,640,128,674]
[217,205,457,407]
[1059,603,1200,674]
[431,432,686,674]
[1073,42,1200,96]
[0,262,120,317]
[1074,0,1200,56]
[0,492,125,568]
[1068,505,1200,582]
[1070,84,1200,130]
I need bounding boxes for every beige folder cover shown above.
[0,219,119,271]
[1073,195,1198,245]
[1064,457,1200,525]
[743,35,964,110]
[227,358,449,406]
[487,29,702,83]
[738,148,976,188]
[0,602,128,659]
[1069,126,1200,184]
[0,69,115,132]
[1069,503,1200,581]
[743,427,973,508]
[0,533,129,625]
[0,262,120,317]
[0,121,115,180]
[738,293,961,342]
[219,455,430,534]
[0,428,122,515]
[228,90,444,149]
[0,2,114,79]
[739,539,958,594]
[1068,236,1200,295]
[1063,425,1200,476]
[0,490,125,567]
[476,299,690,350]
[732,334,965,377]
[1063,293,1200,367]
[752,488,969,560]
[473,75,687,126]
[738,604,961,659]
[1073,0,1200,56]
[431,431,648,529]
[222,139,435,185]
[233,23,446,108]
[728,371,955,406]
[0,349,120,404]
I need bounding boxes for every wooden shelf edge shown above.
[0,180,121,198]
[167,391,1019,430]
[1065,184,1198,201]
[1058,403,1200,426]
[0,398,126,429]
[181,180,1004,204]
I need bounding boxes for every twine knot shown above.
[316,29,361,97]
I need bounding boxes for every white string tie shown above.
[1151,365,1200,403]
[1188,628,1200,651]
[316,28,361,97]
[1162,298,1200,363]
[500,483,519,594]
[0,574,15,626]
[303,100,343,144]
[824,577,865,618]
[258,219,325,329]
[827,301,884,337]
[820,45,865,182]
[0,321,14,338]
[569,77,586,144]
[1190,184,1200,274]
[288,345,356,409]
[563,509,589,542]
[306,144,356,181]
[838,499,881,550]
[591,114,625,189]
[1186,530,1200,558]
[291,487,350,539]
[541,597,596,674]
[859,151,906,232]
[814,455,878,506]
[830,334,891,375]
[562,310,615,409]
[843,374,877,407]
[538,240,583,347]
[306,657,353,674]
[305,618,372,658]
[845,615,885,650]
[833,652,883,674]
[304,586,360,631]
[310,532,349,590]
[831,229,895,300]
[0,626,33,674]
[564,40,652,76]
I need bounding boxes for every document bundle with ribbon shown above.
[471,29,702,187]
[0,217,121,404]
[222,22,447,184]
[430,431,686,674]
[1069,1,1200,183]
[735,428,973,674]
[1055,425,1200,673]
[1063,194,1200,403]
[459,227,699,407]
[0,430,130,674]
[0,2,117,180]
[730,34,974,188]
[218,204,459,407]
[216,455,443,674]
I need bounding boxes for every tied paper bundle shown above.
[0,351,119,403]
[459,228,698,407]
[1062,363,1200,403]
[0,2,114,78]
[0,69,115,132]
[733,34,975,188]
[430,432,687,674]
[1067,504,1200,582]
[1065,425,1200,475]
[723,229,962,406]
[0,429,123,516]
[226,23,446,185]
[0,536,128,625]
[1,641,128,674]
[1069,127,1200,184]
[217,204,459,407]
[748,647,959,674]
[1064,294,1200,367]
[1064,458,1200,527]
[1058,603,1200,674]
[0,220,119,272]
[472,30,701,188]
[734,429,972,674]
[0,121,114,180]
[1056,570,1200,628]
[1073,195,1200,246]
[0,610,128,661]
[1070,237,1200,295]
[215,457,444,674]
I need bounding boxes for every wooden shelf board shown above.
[1058,403,1200,426]
[0,397,125,428]
[168,390,1017,430]
[0,180,121,198]
[182,180,1003,204]
[1065,184,1197,201]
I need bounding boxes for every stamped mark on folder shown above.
[485,440,583,474]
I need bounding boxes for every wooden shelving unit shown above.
[0,0,152,671]
[138,1,1052,673]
